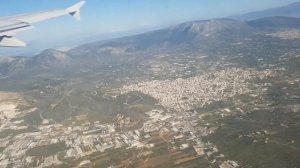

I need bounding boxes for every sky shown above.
[0,0,299,56]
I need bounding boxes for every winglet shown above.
[66,1,85,21]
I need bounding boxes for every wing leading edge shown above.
[0,1,85,47]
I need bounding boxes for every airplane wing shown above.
[0,1,85,47]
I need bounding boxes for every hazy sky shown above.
[0,0,299,56]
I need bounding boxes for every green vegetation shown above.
[205,109,300,168]
[197,100,234,112]
[26,143,66,157]
[0,147,5,153]
[0,126,38,139]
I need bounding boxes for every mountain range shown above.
[0,16,300,77]
[232,1,300,20]
[1,2,300,85]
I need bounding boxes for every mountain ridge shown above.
[247,16,300,31]
[232,1,300,20]
[1,16,300,76]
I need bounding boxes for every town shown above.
[0,67,278,168]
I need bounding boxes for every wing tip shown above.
[66,1,86,21]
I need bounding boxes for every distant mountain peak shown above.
[38,48,64,55]
[35,49,68,61]
[172,19,239,30]
[170,19,253,38]
[30,49,70,69]
[289,1,300,7]
[248,16,300,31]
[232,1,300,21]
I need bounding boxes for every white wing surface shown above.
[0,1,85,47]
